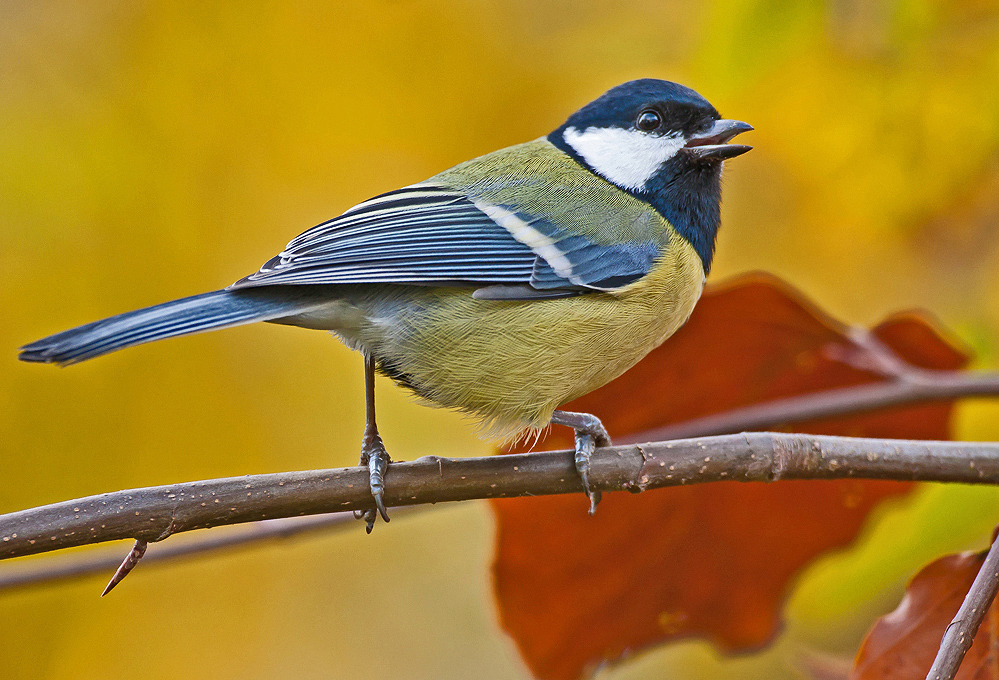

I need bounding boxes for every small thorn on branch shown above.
[101,539,147,597]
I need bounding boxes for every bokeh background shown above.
[2,1,999,678]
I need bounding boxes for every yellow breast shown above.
[372,226,705,438]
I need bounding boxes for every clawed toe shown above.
[574,430,602,514]
[355,432,391,533]
[550,410,611,514]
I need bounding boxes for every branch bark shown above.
[3,432,999,561]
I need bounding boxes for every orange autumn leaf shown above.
[491,274,969,680]
[851,546,998,680]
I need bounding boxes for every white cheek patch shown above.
[563,125,685,191]
[474,202,574,279]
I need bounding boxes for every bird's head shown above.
[550,79,752,193]
[548,79,752,271]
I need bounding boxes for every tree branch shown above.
[3,347,995,581]
[3,432,999,562]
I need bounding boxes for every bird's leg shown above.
[353,354,391,533]
[549,410,611,515]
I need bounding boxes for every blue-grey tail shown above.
[19,288,321,366]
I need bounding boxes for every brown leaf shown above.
[491,274,969,680]
[850,548,999,680]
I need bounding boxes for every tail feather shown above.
[19,288,325,365]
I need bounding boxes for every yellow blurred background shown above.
[2,1,999,678]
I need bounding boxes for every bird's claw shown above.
[354,431,391,533]
[551,410,611,514]
[574,430,601,514]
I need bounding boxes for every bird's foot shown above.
[550,410,611,515]
[353,429,391,533]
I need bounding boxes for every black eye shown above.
[636,110,662,131]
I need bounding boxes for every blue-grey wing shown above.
[229,185,658,296]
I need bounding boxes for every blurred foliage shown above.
[1,1,997,679]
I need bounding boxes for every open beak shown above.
[683,119,753,160]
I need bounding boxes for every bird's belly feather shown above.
[325,231,704,439]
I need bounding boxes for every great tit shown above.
[20,79,751,529]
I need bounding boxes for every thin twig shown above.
[633,372,999,442]
[925,532,999,680]
[3,433,999,563]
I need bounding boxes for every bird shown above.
[19,79,751,530]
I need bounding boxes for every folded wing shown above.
[230,185,660,296]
